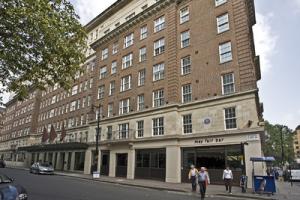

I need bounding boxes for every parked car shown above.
[30,162,54,175]
[0,173,28,200]
[0,160,5,168]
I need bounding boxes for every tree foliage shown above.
[263,121,295,165]
[0,0,87,103]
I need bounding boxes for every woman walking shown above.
[188,165,198,192]
[198,167,210,200]
[223,166,233,194]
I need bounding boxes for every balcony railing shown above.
[103,129,136,142]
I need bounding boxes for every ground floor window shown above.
[135,149,166,181]
[74,152,85,171]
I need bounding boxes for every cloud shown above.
[253,13,278,75]
[282,112,300,130]
[293,0,300,12]
[71,0,118,25]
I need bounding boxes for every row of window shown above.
[104,106,237,139]
[99,72,235,117]
[38,96,91,122]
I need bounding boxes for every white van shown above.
[291,169,300,181]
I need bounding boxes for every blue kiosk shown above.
[250,157,276,194]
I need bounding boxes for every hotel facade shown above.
[0,0,264,186]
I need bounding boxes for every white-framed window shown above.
[77,99,81,109]
[154,16,165,32]
[89,78,93,89]
[153,89,164,107]
[140,26,148,40]
[82,97,86,108]
[217,13,229,33]
[182,84,192,103]
[181,30,190,48]
[122,53,133,69]
[118,123,129,139]
[70,101,76,112]
[98,85,105,99]
[87,96,91,107]
[102,48,108,60]
[107,126,113,140]
[222,73,235,95]
[120,75,131,92]
[111,61,117,74]
[72,85,78,96]
[109,81,115,96]
[137,120,144,138]
[219,42,232,63]
[100,66,107,79]
[119,98,130,115]
[152,117,164,136]
[138,69,146,86]
[154,38,165,56]
[139,46,147,62]
[215,0,227,7]
[224,107,237,129]
[153,63,165,81]
[182,114,192,134]
[108,103,113,117]
[180,6,189,24]
[124,32,134,48]
[181,56,191,75]
[112,42,118,54]
[137,94,145,111]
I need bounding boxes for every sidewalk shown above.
[275,181,300,200]
[8,166,276,199]
[55,171,276,200]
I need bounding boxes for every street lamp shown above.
[88,104,102,172]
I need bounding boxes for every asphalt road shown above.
[0,168,252,200]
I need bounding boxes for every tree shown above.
[263,121,295,166]
[0,0,87,103]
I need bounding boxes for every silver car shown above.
[30,163,54,175]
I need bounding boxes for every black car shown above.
[0,173,28,200]
[0,160,5,168]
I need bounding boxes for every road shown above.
[1,168,253,200]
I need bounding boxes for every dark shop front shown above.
[181,145,244,185]
[135,149,166,181]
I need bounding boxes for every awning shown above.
[18,142,89,152]
[250,157,275,162]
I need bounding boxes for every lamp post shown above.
[88,104,102,172]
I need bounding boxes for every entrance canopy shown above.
[18,142,88,152]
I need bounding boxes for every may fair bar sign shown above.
[195,137,224,144]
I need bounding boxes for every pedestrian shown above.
[223,166,233,194]
[198,167,210,200]
[188,164,199,192]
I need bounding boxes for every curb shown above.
[216,193,277,200]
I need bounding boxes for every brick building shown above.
[294,125,300,163]
[0,91,41,164]
[0,0,264,186]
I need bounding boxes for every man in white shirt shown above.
[222,166,233,194]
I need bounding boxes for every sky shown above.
[2,0,299,130]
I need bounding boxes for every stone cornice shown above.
[90,0,177,50]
